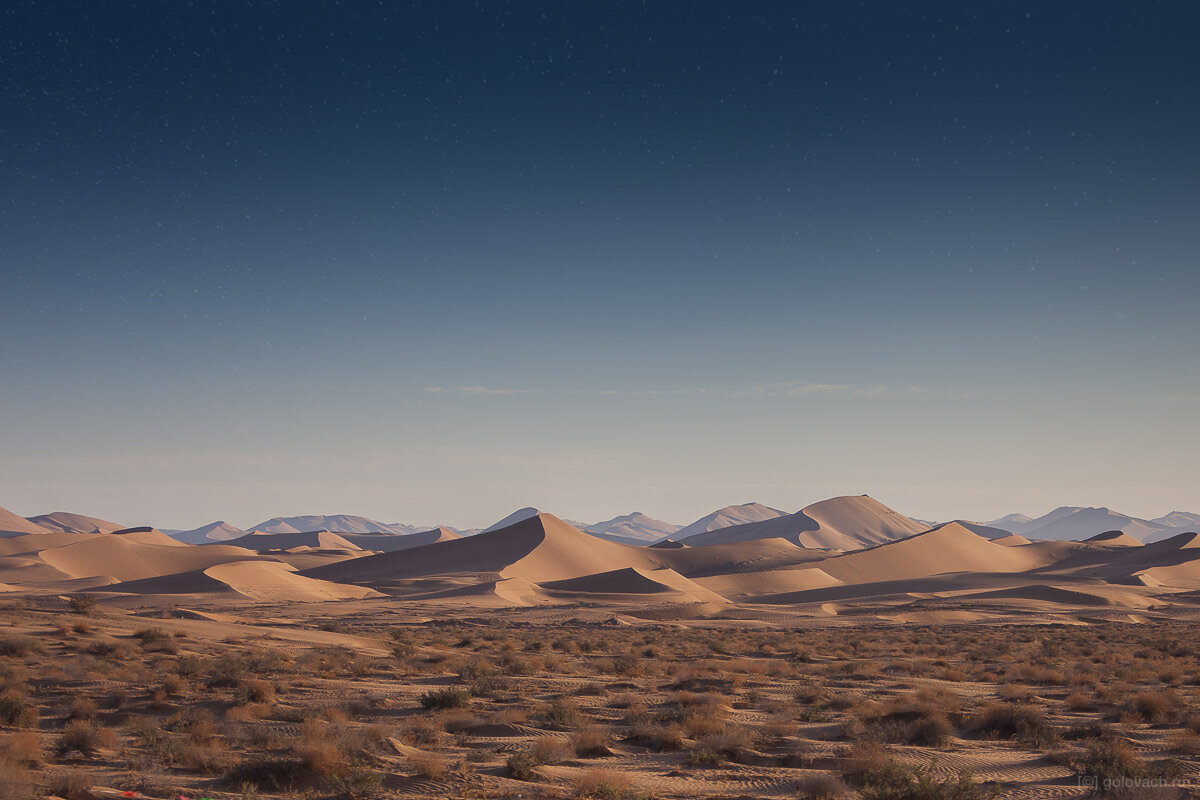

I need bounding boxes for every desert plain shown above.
[1,496,1199,800]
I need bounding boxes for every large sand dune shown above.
[109,560,382,602]
[336,526,460,552]
[307,513,666,586]
[671,502,787,541]
[27,511,126,535]
[220,530,363,552]
[815,522,1048,584]
[677,495,928,550]
[0,505,53,536]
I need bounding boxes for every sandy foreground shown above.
[0,501,1199,798]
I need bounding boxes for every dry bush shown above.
[440,709,484,733]
[575,767,635,799]
[797,773,851,799]
[419,687,471,710]
[407,750,447,778]
[968,703,1059,747]
[1065,691,1095,712]
[55,720,115,756]
[489,706,528,725]
[0,694,36,728]
[179,738,233,774]
[572,724,613,757]
[237,678,275,704]
[538,696,583,729]
[1127,691,1176,724]
[532,735,572,764]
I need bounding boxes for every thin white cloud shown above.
[735,382,853,398]
[423,385,539,396]
[733,383,932,399]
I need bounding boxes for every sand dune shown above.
[481,507,541,533]
[932,520,1013,540]
[27,511,125,535]
[677,495,927,550]
[109,560,381,602]
[219,530,362,552]
[35,534,266,582]
[651,537,821,578]
[671,502,787,541]
[307,513,670,586]
[410,576,548,606]
[992,534,1031,546]
[963,583,1158,609]
[1149,531,1200,551]
[337,526,460,552]
[694,566,842,598]
[0,505,52,536]
[816,522,1048,584]
[1084,530,1143,547]
[542,567,728,605]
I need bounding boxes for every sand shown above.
[0,504,54,536]
[27,511,126,534]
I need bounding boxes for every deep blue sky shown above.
[2,2,1198,529]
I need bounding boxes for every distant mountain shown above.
[1151,511,1200,530]
[1010,507,1170,542]
[0,505,51,536]
[27,511,125,535]
[677,495,927,550]
[984,513,1033,532]
[249,514,425,536]
[672,502,788,541]
[166,521,248,544]
[582,512,680,545]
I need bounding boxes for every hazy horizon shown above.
[3,3,1197,529]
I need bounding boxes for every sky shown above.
[2,2,1198,530]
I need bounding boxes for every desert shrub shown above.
[1065,692,1096,712]
[856,761,1000,800]
[1074,737,1147,784]
[575,768,640,799]
[1127,691,1176,724]
[407,751,447,778]
[539,696,583,729]
[0,695,37,728]
[624,717,684,751]
[506,750,543,781]
[693,725,755,764]
[67,595,97,615]
[237,678,276,704]
[969,703,1059,747]
[572,724,612,757]
[797,773,851,799]
[419,687,470,710]
[66,696,98,721]
[179,739,233,774]
[55,721,114,756]
[531,735,571,764]
[0,638,38,658]
[224,756,304,791]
